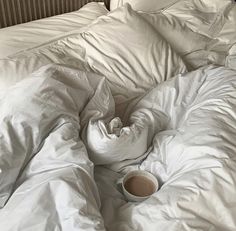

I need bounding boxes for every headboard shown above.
[0,0,110,28]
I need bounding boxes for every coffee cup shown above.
[118,170,159,202]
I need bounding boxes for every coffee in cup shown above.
[120,170,159,202]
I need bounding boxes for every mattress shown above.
[0,1,236,231]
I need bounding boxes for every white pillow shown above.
[156,0,233,37]
[140,12,211,69]
[139,0,234,69]
[0,2,108,58]
[79,4,187,114]
[110,0,179,12]
[0,4,187,113]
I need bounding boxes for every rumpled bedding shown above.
[0,65,107,230]
[1,64,236,231]
[96,65,236,230]
[140,0,236,70]
[0,0,236,231]
[0,2,108,58]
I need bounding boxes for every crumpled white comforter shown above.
[0,0,236,231]
[1,63,236,231]
[0,65,106,231]
[96,65,236,231]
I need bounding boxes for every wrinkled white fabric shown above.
[0,2,108,58]
[78,4,187,106]
[1,64,236,230]
[80,72,168,165]
[83,116,150,165]
[0,64,106,231]
[84,100,169,165]
[110,0,180,12]
[0,4,187,118]
[95,65,236,231]
[0,1,236,230]
[1,1,235,95]
[140,0,236,70]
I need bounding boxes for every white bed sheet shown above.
[0,1,236,231]
[0,2,108,58]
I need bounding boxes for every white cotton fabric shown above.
[109,0,179,12]
[0,64,106,230]
[95,65,236,231]
[0,1,236,230]
[80,81,167,165]
[1,1,235,94]
[110,0,236,70]
[140,0,236,70]
[1,63,236,230]
[62,4,187,116]
[0,2,108,58]
[0,4,187,116]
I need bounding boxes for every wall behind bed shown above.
[0,0,110,28]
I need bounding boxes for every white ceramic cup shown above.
[118,170,159,202]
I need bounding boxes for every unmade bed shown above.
[0,0,236,230]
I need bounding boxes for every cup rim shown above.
[122,170,159,199]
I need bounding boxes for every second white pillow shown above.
[79,4,187,114]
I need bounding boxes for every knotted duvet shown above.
[0,64,236,231]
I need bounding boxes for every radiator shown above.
[0,0,109,28]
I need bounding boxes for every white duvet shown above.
[1,63,236,231]
[0,65,106,230]
[0,0,236,231]
[97,65,236,230]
